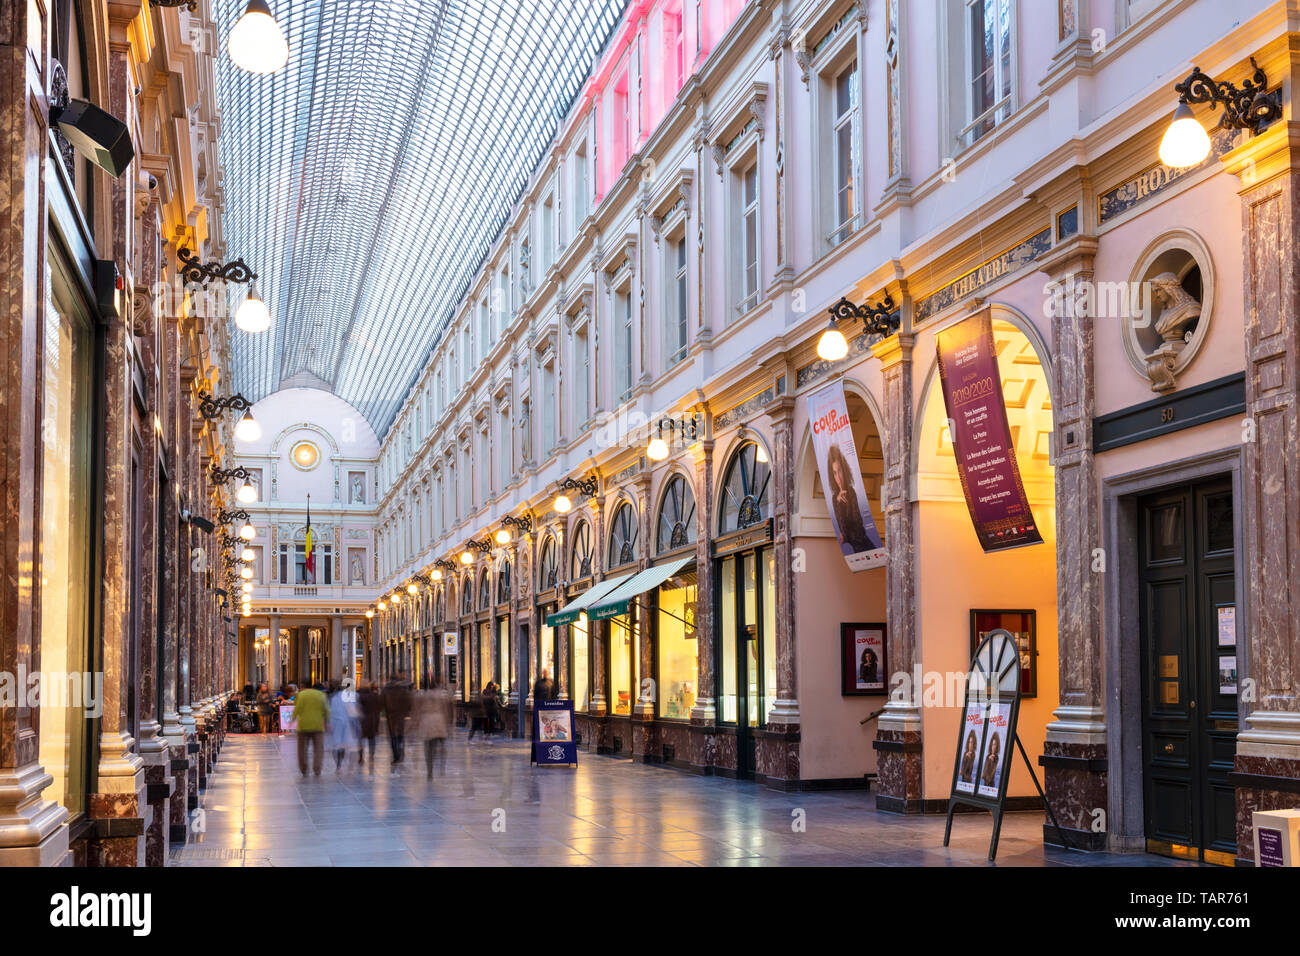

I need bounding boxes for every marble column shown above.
[330,615,343,682]
[759,396,799,785]
[688,434,717,773]
[1222,115,1300,864]
[267,614,282,691]
[630,475,658,762]
[1037,237,1108,849]
[85,21,147,867]
[162,313,189,847]
[870,329,923,812]
[0,0,71,866]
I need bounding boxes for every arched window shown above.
[434,590,444,623]
[478,570,491,610]
[607,501,638,568]
[461,576,474,615]
[538,535,558,591]
[718,440,771,533]
[656,474,697,553]
[497,560,511,604]
[570,520,593,580]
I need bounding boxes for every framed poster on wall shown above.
[970,609,1037,698]
[841,623,887,696]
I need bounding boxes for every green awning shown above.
[587,557,694,621]
[544,572,635,627]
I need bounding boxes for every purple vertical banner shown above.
[935,311,1043,553]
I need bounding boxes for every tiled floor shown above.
[171,732,1195,867]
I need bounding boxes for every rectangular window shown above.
[610,616,634,716]
[542,197,554,270]
[672,237,688,364]
[964,0,1012,145]
[571,617,589,711]
[541,362,556,454]
[738,164,760,313]
[720,556,737,722]
[574,328,590,425]
[574,148,588,226]
[615,290,633,402]
[479,621,491,691]
[656,574,698,719]
[672,7,686,89]
[831,61,860,245]
[39,254,94,819]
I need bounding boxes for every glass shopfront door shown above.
[717,547,776,778]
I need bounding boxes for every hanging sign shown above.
[806,380,886,570]
[935,310,1043,552]
[532,698,578,767]
[442,631,459,656]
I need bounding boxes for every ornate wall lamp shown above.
[430,558,457,581]
[817,293,900,361]
[646,415,701,461]
[553,475,598,514]
[496,513,534,544]
[175,247,270,332]
[211,463,255,485]
[1159,57,1282,168]
[218,508,250,526]
[460,538,493,564]
[199,392,262,441]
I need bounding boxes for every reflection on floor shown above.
[170,733,1196,867]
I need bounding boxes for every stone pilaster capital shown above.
[1220,120,1300,193]
[1036,234,1099,283]
[869,331,915,369]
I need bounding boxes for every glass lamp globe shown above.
[240,566,253,580]
[1159,102,1211,168]
[817,320,849,361]
[239,521,256,541]
[228,0,289,75]
[431,568,443,581]
[460,551,473,565]
[406,583,418,595]
[234,282,272,333]
[365,609,374,619]
[377,601,386,611]
[236,479,258,504]
[554,494,572,514]
[391,593,400,604]
[647,437,669,461]
[242,607,252,617]
[241,547,255,561]
[496,528,511,545]
[234,410,262,443]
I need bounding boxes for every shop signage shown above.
[914,228,1051,324]
[935,310,1043,552]
[442,631,459,655]
[532,698,577,767]
[1098,127,1236,226]
[1092,372,1245,452]
[806,381,886,570]
[712,519,772,557]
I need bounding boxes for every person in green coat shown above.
[292,682,331,776]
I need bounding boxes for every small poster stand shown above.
[944,629,1069,861]
[532,698,577,768]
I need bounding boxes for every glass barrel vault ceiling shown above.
[212,0,628,435]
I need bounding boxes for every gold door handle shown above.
[1163,743,1174,754]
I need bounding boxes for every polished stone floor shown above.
[170,732,1195,867]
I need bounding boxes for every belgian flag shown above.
[304,493,315,583]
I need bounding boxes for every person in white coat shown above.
[327,680,359,772]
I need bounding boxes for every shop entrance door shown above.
[717,548,774,779]
[1137,476,1238,865]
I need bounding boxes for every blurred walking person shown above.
[383,670,413,770]
[292,681,330,777]
[357,681,381,770]
[256,682,274,734]
[417,679,453,778]
[480,681,500,743]
[327,680,359,772]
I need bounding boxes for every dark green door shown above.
[1137,476,1238,865]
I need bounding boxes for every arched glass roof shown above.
[212,0,627,435]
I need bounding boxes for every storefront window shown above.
[610,616,635,715]
[743,554,758,726]
[461,625,471,700]
[498,616,512,697]
[763,549,777,716]
[540,617,557,687]
[38,256,95,818]
[720,558,737,722]
[478,621,491,691]
[572,615,589,711]
[656,570,698,719]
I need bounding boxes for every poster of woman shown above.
[977,701,1013,799]
[955,703,983,794]
[841,623,887,695]
[806,381,886,571]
